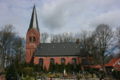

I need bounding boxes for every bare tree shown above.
[93,24,113,74]
[0,25,15,68]
[79,31,96,67]
[41,32,49,43]
[0,25,24,70]
[51,33,78,43]
[116,27,120,49]
[114,27,120,57]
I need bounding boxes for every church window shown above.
[29,37,32,42]
[50,58,55,64]
[39,58,43,65]
[61,58,65,64]
[72,58,77,64]
[29,36,36,42]
[81,58,89,65]
[33,37,36,42]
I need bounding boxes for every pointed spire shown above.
[28,5,39,31]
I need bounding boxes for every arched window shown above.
[72,58,77,64]
[39,58,43,65]
[29,36,36,42]
[33,37,36,42]
[81,58,89,65]
[50,58,55,64]
[61,58,65,64]
[29,37,32,42]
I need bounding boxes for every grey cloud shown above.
[0,0,120,37]
[90,10,120,28]
[39,0,120,31]
[42,8,65,29]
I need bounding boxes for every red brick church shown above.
[25,6,90,70]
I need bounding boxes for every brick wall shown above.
[34,56,82,70]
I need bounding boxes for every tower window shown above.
[29,36,36,42]
[29,37,32,42]
[33,37,36,42]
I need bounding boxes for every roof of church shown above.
[34,43,86,57]
[28,5,39,31]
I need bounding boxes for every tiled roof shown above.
[106,57,120,68]
[34,43,87,57]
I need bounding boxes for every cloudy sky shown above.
[0,0,120,37]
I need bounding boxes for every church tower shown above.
[26,5,40,63]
